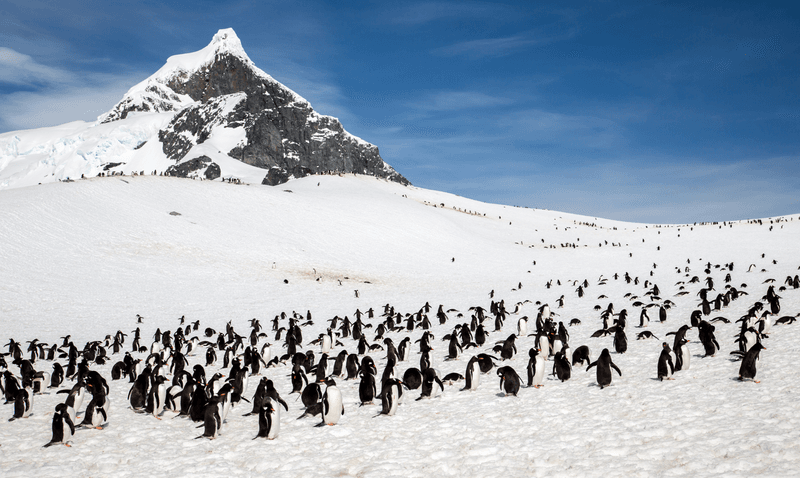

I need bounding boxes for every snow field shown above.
[1,175,799,477]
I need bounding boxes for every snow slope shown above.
[1,175,799,477]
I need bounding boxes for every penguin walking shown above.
[44,403,75,447]
[320,379,344,426]
[586,349,622,389]
[497,366,522,396]
[657,343,675,381]
[733,343,766,382]
[527,348,546,388]
[254,398,280,440]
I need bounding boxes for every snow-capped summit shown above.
[0,28,408,189]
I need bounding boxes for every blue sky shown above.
[1,0,798,223]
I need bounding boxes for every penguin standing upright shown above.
[321,379,344,426]
[380,378,403,416]
[44,403,75,447]
[527,348,546,388]
[254,397,280,440]
[358,369,377,405]
[657,343,675,381]
[196,396,222,439]
[586,349,622,389]
[552,351,572,382]
[80,372,109,429]
[462,356,481,391]
[9,379,33,421]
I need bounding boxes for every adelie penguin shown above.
[657,343,675,381]
[586,349,622,389]
[44,403,75,447]
[497,366,522,396]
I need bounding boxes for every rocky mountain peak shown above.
[100,28,408,186]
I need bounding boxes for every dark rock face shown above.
[156,52,408,186]
[165,156,213,178]
[204,162,221,180]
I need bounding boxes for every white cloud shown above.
[0,46,73,86]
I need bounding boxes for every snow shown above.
[0,28,388,191]
[1,174,799,477]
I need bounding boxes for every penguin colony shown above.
[1,254,797,448]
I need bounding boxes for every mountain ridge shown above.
[0,28,408,189]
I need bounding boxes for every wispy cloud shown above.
[433,29,575,59]
[409,91,513,112]
[0,46,145,132]
[0,47,73,87]
[0,74,142,132]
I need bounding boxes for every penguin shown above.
[639,309,650,327]
[527,348,546,388]
[402,368,423,390]
[657,342,675,381]
[196,396,222,439]
[80,372,109,429]
[320,379,344,426]
[476,353,499,373]
[552,351,571,382]
[497,366,522,396]
[332,350,348,377]
[345,354,361,380]
[462,356,481,391]
[571,345,591,367]
[673,338,690,371]
[447,333,462,360]
[613,326,628,354]
[359,369,377,405]
[418,368,444,400]
[51,363,64,388]
[291,367,308,394]
[254,397,280,440]
[57,380,85,425]
[301,382,323,409]
[9,380,33,421]
[697,321,720,357]
[734,343,766,382]
[147,375,167,419]
[586,349,622,389]
[517,317,528,337]
[44,403,75,447]
[380,378,403,416]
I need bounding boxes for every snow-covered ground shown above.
[1,174,799,477]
